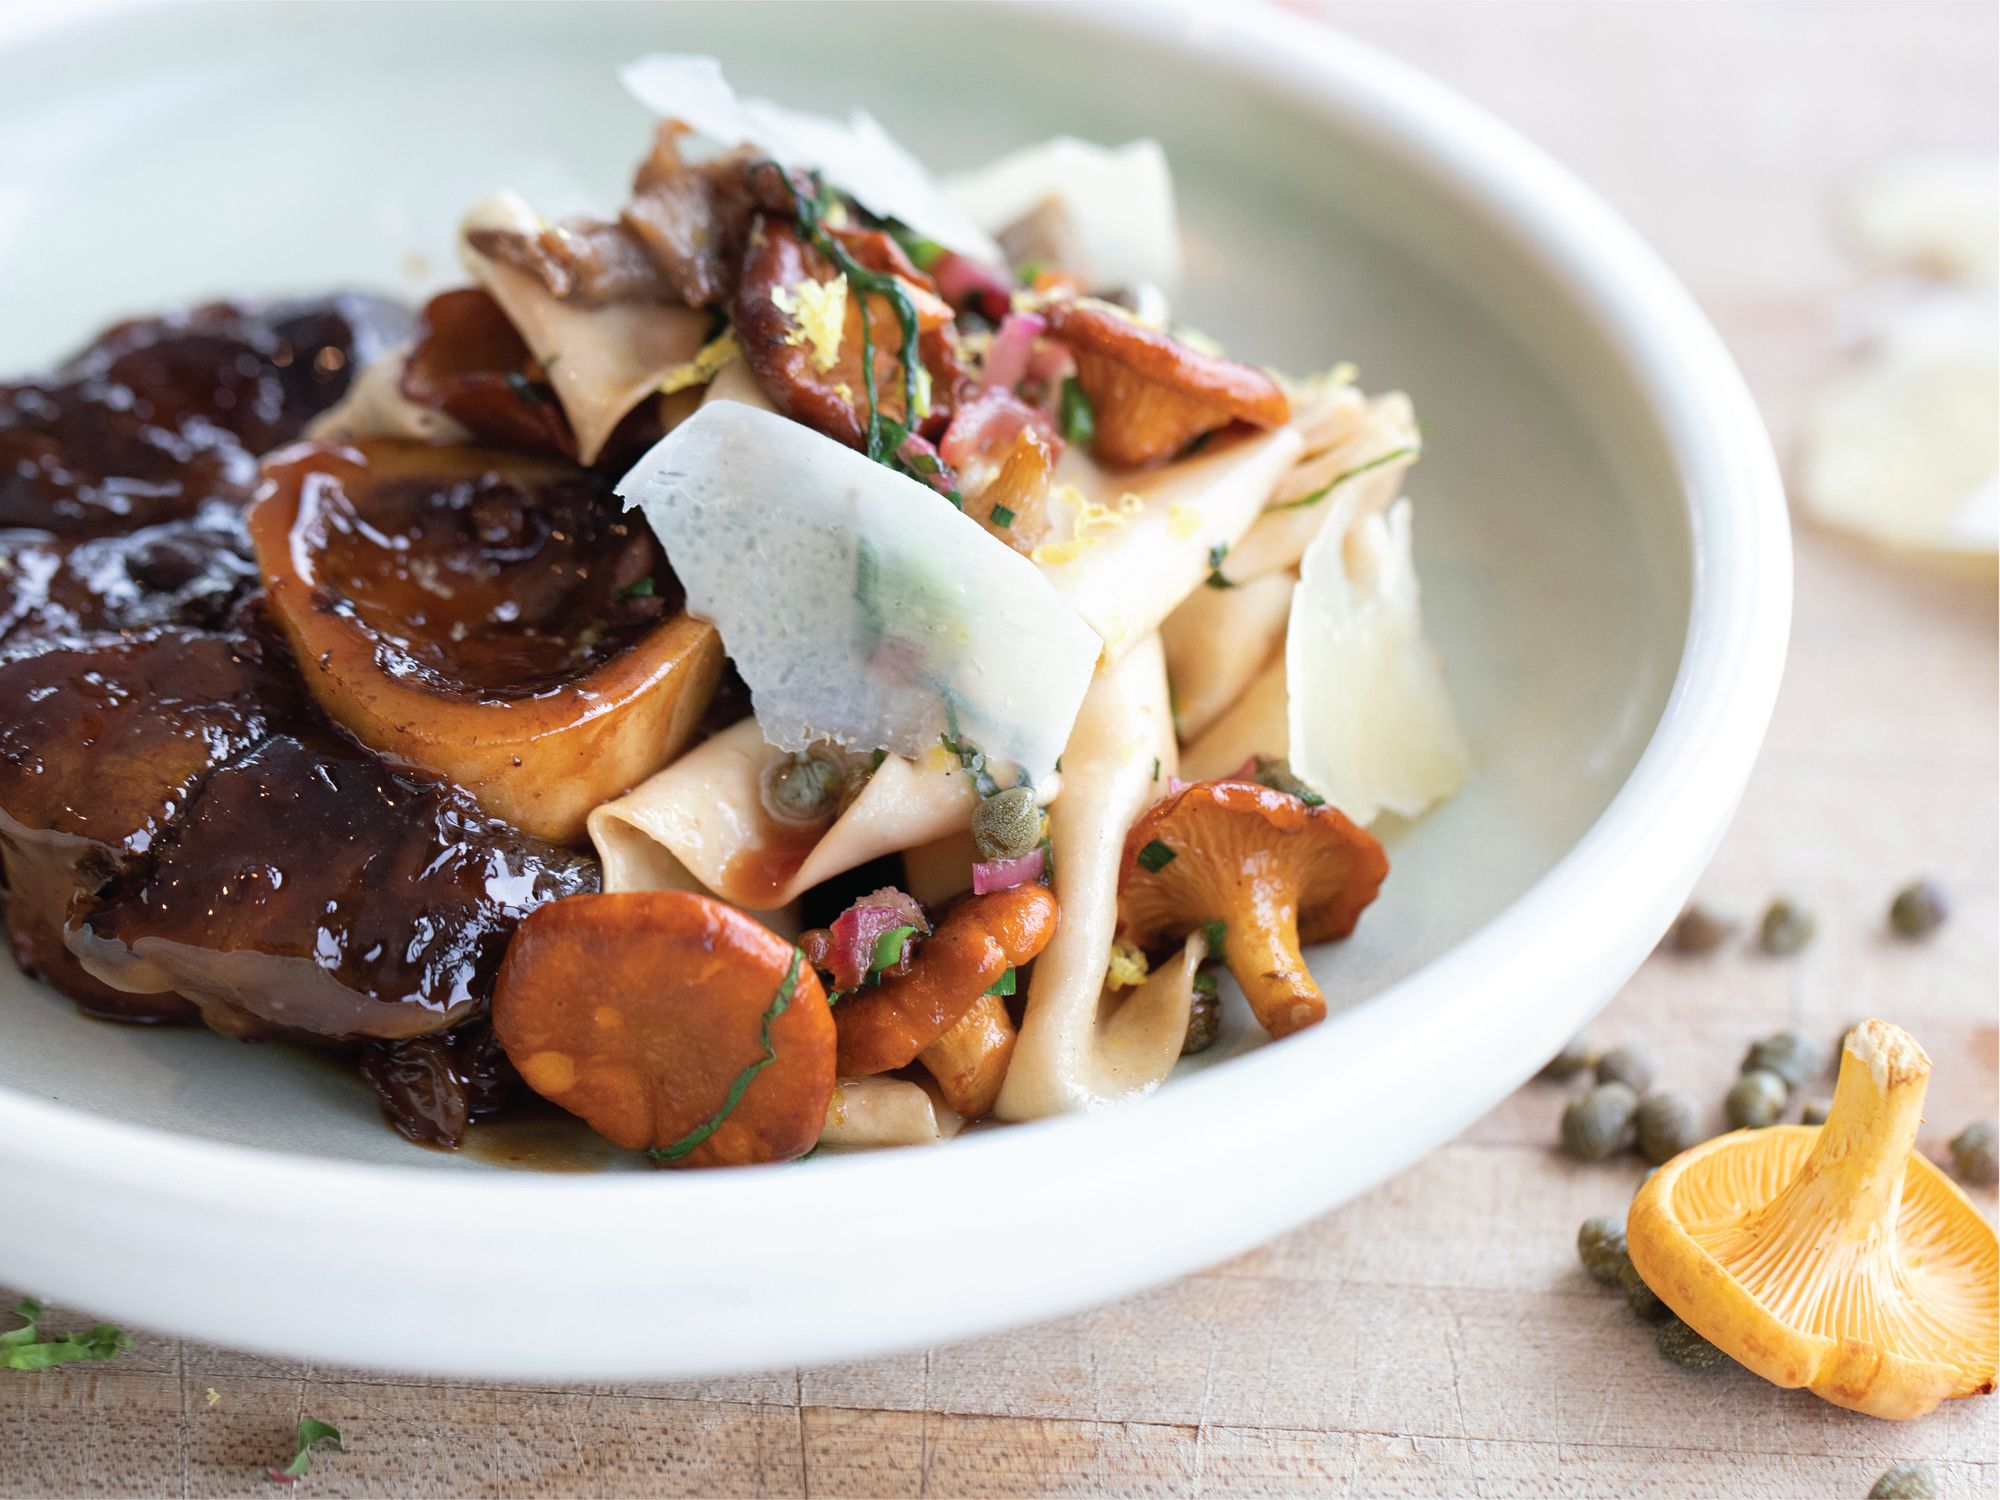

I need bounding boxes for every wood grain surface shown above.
[4,2,1996,1495]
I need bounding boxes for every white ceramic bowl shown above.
[0,0,1788,1377]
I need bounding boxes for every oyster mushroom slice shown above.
[1629,1020,1999,1421]
[249,439,722,844]
[1116,780,1387,1039]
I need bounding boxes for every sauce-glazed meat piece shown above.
[0,295,410,535]
[359,1022,521,1149]
[0,626,301,1021]
[0,502,258,650]
[73,732,597,1041]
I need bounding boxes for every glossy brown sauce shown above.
[721,822,824,906]
[282,443,677,697]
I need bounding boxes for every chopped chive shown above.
[989,504,1016,530]
[869,925,919,977]
[1151,757,1161,781]
[1192,971,1220,1000]
[1059,377,1095,445]
[649,949,802,1162]
[1136,839,1178,873]
[1201,918,1227,957]
[1204,542,1237,590]
[985,967,1018,998]
[617,576,656,600]
[1263,445,1419,513]
[1016,259,1046,287]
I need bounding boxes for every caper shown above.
[1800,1097,1832,1126]
[1889,879,1949,940]
[1635,1090,1704,1165]
[759,752,844,828]
[1595,1043,1656,1094]
[1182,974,1220,1057]
[1576,1215,1627,1286]
[1617,1258,1670,1322]
[1757,896,1815,956]
[1561,1081,1638,1161]
[1868,1462,1939,1500]
[1538,1033,1598,1081]
[1742,1029,1821,1091]
[1726,1069,1788,1129]
[971,785,1041,862]
[1656,1317,1725,1371]
[1664,903,1735,955]
[1949,1120,1998,1187]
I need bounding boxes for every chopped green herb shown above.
[988,503,1016,530]
[940,731,1002,799]
[1201,918,1227,958]
[0,1297,129,1371]
[1192,970,1220,1000]
[773,170,922,468]
[649,949,802,1162]
[267,1419,344,1485]
[985,967,1018,998]
[1016,259,1046,287]
[617,576,656,600]
[541,353,561,371]
[889,227,945,272]
[1059,377,1096,445]
[1151,757,1161,781]
[870,925,919,978]
[1204,542,1237,590]
[1136,839,1178,873]
[1263,445,1419,513]
[1054,756,1063,773]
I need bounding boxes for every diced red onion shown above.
[972,845,1046,895]
[933,252,1014,319]
[940,386,1061,469]
[981,312,1047,392]
[1025,339,1076,387]
[826,887,929,992]
[895,430,959,497]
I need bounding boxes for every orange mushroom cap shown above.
[1116,780,1387,1039]
[491,891,835,1167]
[1629,1020,1998,1420]
[1042,297,1291,469]
[834,885,1058,1078]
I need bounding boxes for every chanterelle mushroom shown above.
[1628,1020,1998,1420]
[1116,780,1387,1039]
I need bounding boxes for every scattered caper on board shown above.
[1742,1029,1821,1091]
[1726,1069,1789,1129]
[1562,1082,1638,1161]
[1656,1318,1725,1371]
[1539,1033,1599,1081]
[1635,1090,1704,1165]
[1617,1258,1670,1322]
[1888,879,1949,940]
[1758,897,1816,956]
[1949,1120,1997,1187]
[1576,1215,1628,1286]
[1868,1462,1939,1500]
[1595,1043,1656,1094]
[1665,903,1735,955]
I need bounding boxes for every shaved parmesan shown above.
[618,54,999,261]
[1288,497,1467,825]
[1845,156,1998,283]
[1799,302,1999,554]
[945,137,1181,294]
[617,401,1099,782]
[460,192,710,464]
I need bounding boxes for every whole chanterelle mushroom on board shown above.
[1628,1020,1998,1420]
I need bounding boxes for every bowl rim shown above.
[0,0,1791,1376]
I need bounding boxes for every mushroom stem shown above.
[1223,888,1326,1039]
[1764,1020,1931,1242]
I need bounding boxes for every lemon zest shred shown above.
[771,275,849,373]
[658,329,743,396]
[1106,939,1150,990]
